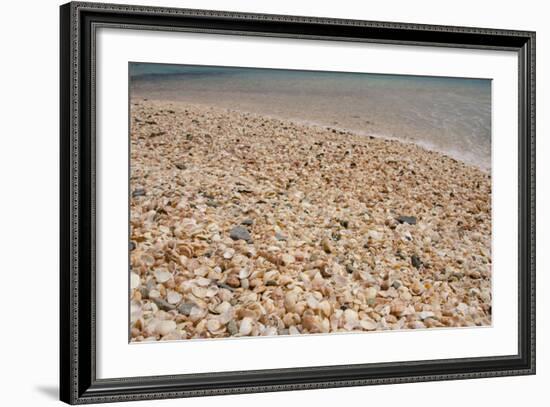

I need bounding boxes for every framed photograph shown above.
[60,1,536,404]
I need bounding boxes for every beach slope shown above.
[129,99,492,341]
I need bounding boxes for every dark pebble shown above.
[139,287,149,299]
[153,298,175,311]
[411,255,422,269]
[241,219,254,226]
[132,188,146,197]
[227,320,238,335]
[229,226,252,243]
[217,282,235,292]
[339,219,349,228]
[397,216,417,225]
[177,302,194,316]
[129,241,136,251]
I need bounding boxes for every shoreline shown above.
[133,97,490,172]
[129,98,492,341]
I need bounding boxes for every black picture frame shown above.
[60,1,536,404]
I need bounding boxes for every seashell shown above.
[359,319,377,330]
[154,269,172,283]
[263,270,280,283]
[239,317,253,336]
[366,287,377,304]
[261,327,278,336]
[191,286,207,298]
[390,301,406,316]
[321,238,332,254]
[148,289,161,299]
[189,306,206,322]
[368,230,383,241]
[194,266,209,277]
[130,272,141,290]
[225,275,241,288]
[302,312,321,333]
[223,248,235,259]
[410,281,424,295]
[281,254,295,266]
[166,290,182,304]
[288,326,300,335]
[343,309,359,330]
[196,277,211,287]
[156,320,176,336]
[239,268,250,279]
[409,320,426,329]
[419,311,435,320]
[284,292,298,312]
[207,318,223,334]
[205,286,219,298]
[177,243,194,258]
[140,254,155,267]
[306,294,319,310]
[319,300,332,317]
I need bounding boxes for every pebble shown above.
[396,215,417,225]
[227,320,238,335]
[177,303,194,316]
[411,255,422,269]
[153,298,175,311]
[229,226,252,243]
[132,188,146,197]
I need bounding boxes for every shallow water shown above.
[130,63,491,170]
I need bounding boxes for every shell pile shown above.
[129,99,492,342]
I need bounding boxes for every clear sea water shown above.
[130,63,491,170]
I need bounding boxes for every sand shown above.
[129,99,492,341]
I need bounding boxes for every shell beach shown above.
[129,99,492,342]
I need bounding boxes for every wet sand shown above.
[129,99,492,341]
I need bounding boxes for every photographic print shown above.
[129,63,492,342]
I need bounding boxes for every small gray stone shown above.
[153,298,176,311]
[229,226,252,243]
[275,232,287,241]
[217,282,235,292]
[177,302,194,316]
[241,219,254,226]
[132,188,146,198]
[411,255,422,269]
[139,287,149,299]
[227,320,238,335]
[396,215,417,225]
